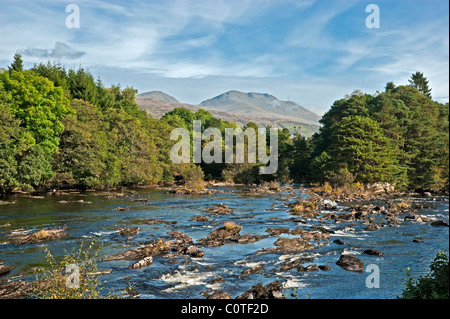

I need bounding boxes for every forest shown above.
[0,54,448,193]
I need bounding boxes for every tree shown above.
[51,99,108,188]
[392,85,441,190]
[327,115,400,183]
[0,70,73,158]
[385,81,395,92]
[8,53,24,73]
[408,72,432,99]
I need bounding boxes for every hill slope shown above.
[137,91,180,104]
[200,90,321,126]
[135,90,321,137]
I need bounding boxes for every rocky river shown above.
[0,185,448,299]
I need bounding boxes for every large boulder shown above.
[237,281,284,299]
[206,204,233,215]
[197,222,261,247]
[366,182,395,194]
[271,237,316,253]
[430,220,449,227]
[104,238,170,261]
[336,254,364,272]
[11,228,66,245]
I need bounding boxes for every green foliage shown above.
[328,115,400,183]
[0,57,447,194]
[8,53,23,73]
[400,252,449,299]
[0,70,72,157]
[0,69,72,191]
[30,242,120,299]
[409,71,432,99]
[306,73,448,191]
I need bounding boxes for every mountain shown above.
[200,90,321,126]
[137,91,180,104]
[135,90,322,137]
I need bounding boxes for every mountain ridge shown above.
[136,89,322,137]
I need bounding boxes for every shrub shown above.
[400,251,449,299]
[29,242,120,299]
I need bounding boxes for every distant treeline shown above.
[0,54,448,193]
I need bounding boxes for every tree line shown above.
[0,54,448,193]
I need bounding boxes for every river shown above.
[0,186,448,299]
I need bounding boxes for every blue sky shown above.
[0,0,448,114]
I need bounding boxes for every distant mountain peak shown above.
[137,91,179,104]
[200,90,321,126]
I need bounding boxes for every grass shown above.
[223,221,242,233]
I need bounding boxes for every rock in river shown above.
[104,238,170,261]
[271,237,316,253]
[237,281,284,299]
[202,290,231,299]
[430,220,449,227]
[363,249,384,256]
[117,227,139,237]
[336,254,364,272]
[129,256,153,269]
[10,228,66,245]
[197,222,262,247]
[0,265,13,276]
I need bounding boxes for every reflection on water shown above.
[0,187,448,299]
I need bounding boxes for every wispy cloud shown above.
[0,0,447,111]
[20,42,85,60]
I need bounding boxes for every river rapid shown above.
[0,185,448,299]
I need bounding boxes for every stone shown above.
[333,239,345,245]
[0,265,13,276]
[272,237,316,253]
[305,264,319,271]
[430,220,449,227]
[363,249,384,256]
[129,256,153,269]
[336,254,364,272]
[104,238,170,261]
[240,264,265,277]
[191,215,209,222]
[117,227,139,237]
[11,228,66,245]
[202,290,232,299]
[206,204,233,215]
[237,281,283,299]
[146,218,177,225]
[0,280,31,299]
[318,265,331,271]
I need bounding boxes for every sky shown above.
[0,0,448,115]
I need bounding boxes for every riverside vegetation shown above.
[1,54,448,194]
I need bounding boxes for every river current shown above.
[0,186,448,299]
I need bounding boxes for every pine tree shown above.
[408,72,432,99]
[8,53,24,74]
